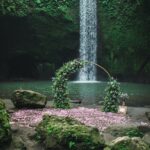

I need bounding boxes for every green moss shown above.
[105,126,144,138]
[11,90,47,108]
[0,99,11,145]
[124,128,144,138]
[111,141,130,150]
[36,115,105,150]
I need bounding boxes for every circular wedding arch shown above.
[52,59,111,109]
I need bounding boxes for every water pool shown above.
[0,81,150,106]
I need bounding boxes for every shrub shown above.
[52,59,84,109]
[103,77,121,112]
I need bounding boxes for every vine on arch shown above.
[103,77,121,113]
[52,59,84,109]
[52,59,121,111]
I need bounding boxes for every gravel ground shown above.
[10,107,132,131]
[2,99,150,131]
[10,107,150,131]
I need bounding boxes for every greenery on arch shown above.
[103,77,121,113]
[52,59,84,109]
[52,59,122,111]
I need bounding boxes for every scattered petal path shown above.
[10,107,149,131]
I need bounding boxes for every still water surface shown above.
[0,81,150,106]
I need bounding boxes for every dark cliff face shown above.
[0,14,79,80]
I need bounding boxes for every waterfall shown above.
[79,0,97,81]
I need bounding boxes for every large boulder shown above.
[11,90,47,108]
[35,115,105,150]
[103,125,149,147]
[0,99,11,146]
[105,136,149,150]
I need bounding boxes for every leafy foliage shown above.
[0,0,77,20]
[103,78,121,112]
[99,0,150,78]
[124,128,144,138]
[52,59,84,109]
[107,126,144,138]
[0,99,11,145]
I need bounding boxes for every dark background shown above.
[0,0,150,83]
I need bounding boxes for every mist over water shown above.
[79,0,97,81]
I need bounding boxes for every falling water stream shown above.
[79,0,97,81]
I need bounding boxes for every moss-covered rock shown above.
[0,99,11,146]
[104,126,144,138]
[11,90,47,108]
[35,115,105,150]
[105,136,149,150]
